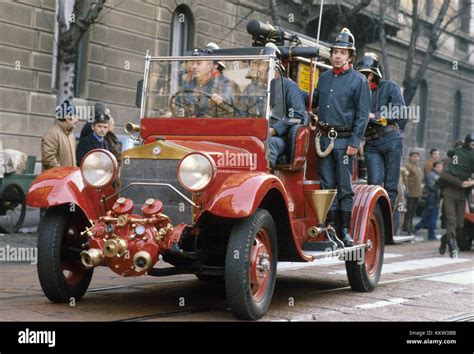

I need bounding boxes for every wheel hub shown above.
[257,253,270,275]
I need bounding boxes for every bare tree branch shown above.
[404,0,452,105]
[378,0,391,80]
[403,0,420,87]
[270,0,283,27]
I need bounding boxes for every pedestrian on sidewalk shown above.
[414,161,443,240]
[424,148,440,178]
[402,152,422,234]
[437,133,474,257]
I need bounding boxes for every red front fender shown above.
[206,172,290,218]
[26,167,116,220]
[352,184,393,245]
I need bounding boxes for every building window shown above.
[456,0,471,52]
[460,0,471,33]
[416,80,428,147]
[170,5,194,55]
[453,90,462,142]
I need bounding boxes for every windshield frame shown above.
[139,54,277,121]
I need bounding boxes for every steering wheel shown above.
[169,88,235,117]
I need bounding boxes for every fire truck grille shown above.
[120,159,192,225]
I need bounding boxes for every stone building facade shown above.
[0,0,472,165]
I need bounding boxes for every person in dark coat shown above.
[414,161,443,240]
[76,111,110,166]
[80,102,107,139]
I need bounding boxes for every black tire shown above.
[195,274,225,283]
[458,223,473,251]
[0,183,26,233]
[225,208,277,320]
[346,204,385,292]
[37,207,93,303]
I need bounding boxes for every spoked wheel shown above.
[37,207,93,303]
[0,183,26,233]
[346,204,385,292]
[225,209,277,320]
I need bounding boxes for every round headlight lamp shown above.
[178,153,215,192]
[81,149,118,189]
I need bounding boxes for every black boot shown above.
[447,235,459,258]
[339,211,354,247]
[326,210,339,229]
[439,234,447,255]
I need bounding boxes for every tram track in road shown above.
[112,267,473,322]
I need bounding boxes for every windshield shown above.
[143,58,271,119]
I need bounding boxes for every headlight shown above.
[178,153,215,192]
[81,149,118,188]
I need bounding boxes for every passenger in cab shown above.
[177,58,234,117]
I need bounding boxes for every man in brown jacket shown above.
[41,100,78,171]
[402,151,422,234]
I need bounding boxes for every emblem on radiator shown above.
[152,146,161,155]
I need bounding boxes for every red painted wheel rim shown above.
[249,228,272,302]
[61,260,85,286]
[365,214,380,276]
[60,226,86,286]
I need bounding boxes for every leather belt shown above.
[317,122,353,138]
[365,123,399,141]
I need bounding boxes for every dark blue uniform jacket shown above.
[312,68,370,149]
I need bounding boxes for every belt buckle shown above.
[328,127,338,140]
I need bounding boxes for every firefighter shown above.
[356,52,406,210]
[438,132,474,257]
[268,58,307,168]
[311,28,370,246]
[178,58,234,117]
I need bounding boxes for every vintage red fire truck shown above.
[28,21,393,320]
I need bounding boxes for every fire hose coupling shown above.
[80,249,103,268]
[307,225,325,237]
[103,238,128,258]
[133,251,153,272]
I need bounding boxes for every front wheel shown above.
[346,204,385,292]
[37,207,93,303]
[225,209,277,320]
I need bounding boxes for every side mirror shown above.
[135,79,143,108]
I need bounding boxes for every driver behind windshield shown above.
[176,60,235,117]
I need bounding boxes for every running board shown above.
[304,244,366,261]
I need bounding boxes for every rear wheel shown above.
[346,204,385,292]
[225,209,277,320]
[0,183,26,233]
[37,207,93,303]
